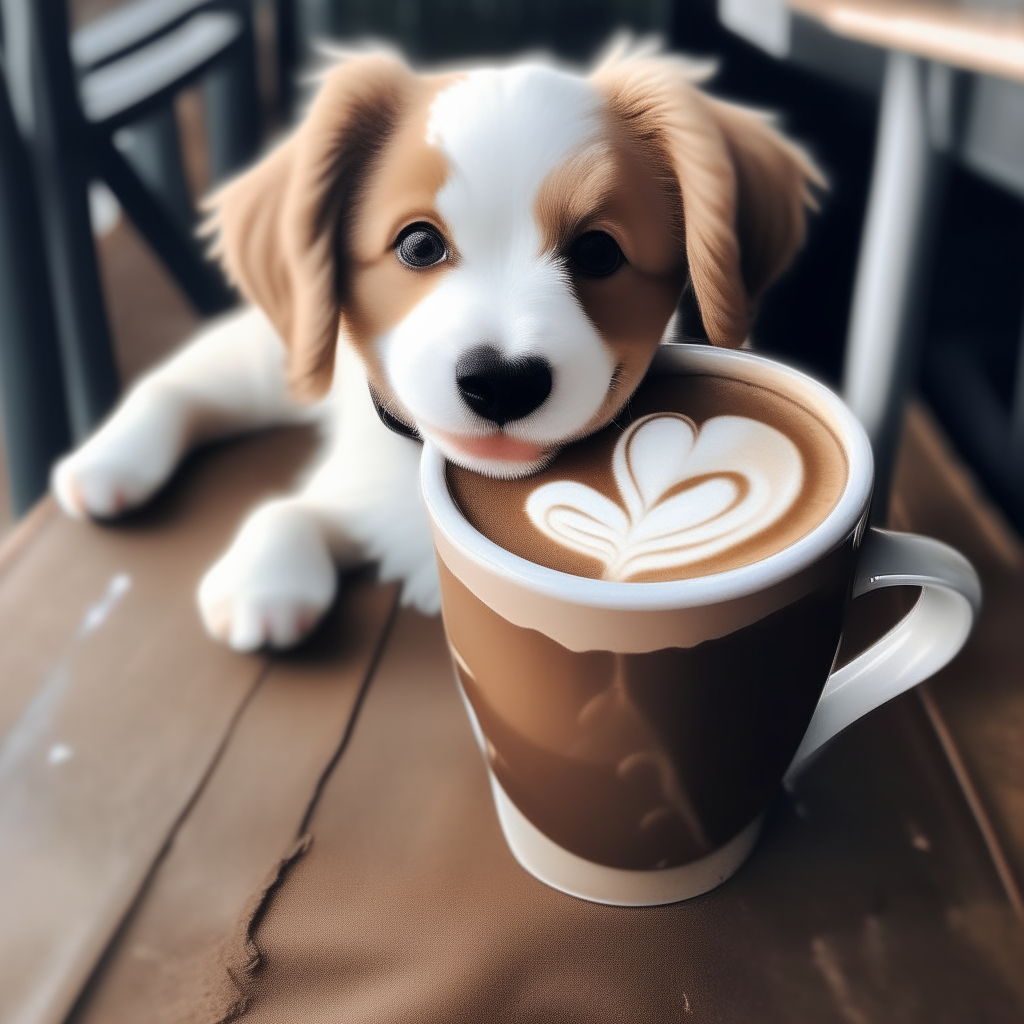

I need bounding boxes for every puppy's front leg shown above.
[52,306,311,519]
[197,346,440,651]
[196,496,345,651]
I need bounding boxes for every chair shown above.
[1,0,260,443]
[274,0,300,123]
[72,0,262,192]
[0,55,70,515]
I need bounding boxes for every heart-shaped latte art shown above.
[525,413,803,581]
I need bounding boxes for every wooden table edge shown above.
[0,497,56,582]
[788,0,1024,83]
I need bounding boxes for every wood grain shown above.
[0,426,318,1024]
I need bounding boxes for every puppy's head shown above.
[205,42,821,477]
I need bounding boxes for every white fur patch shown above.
[383,66,615,477]
[426,66,602,263]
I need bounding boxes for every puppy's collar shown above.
[368,386,421,442]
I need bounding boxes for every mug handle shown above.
[784,528,982,785]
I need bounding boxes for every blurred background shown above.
[3,7,1024,1017]
[2,0,1024,541]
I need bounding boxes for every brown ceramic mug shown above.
[420,345,980,906]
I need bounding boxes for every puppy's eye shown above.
[395,223,448,268]
[567,231,625,278]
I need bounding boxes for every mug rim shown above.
[421,344,874,611]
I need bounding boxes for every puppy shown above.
[52,40,821,651]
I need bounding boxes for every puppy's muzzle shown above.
[455,346,553,427]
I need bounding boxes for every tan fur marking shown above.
[336,74,462,413]
[534,144,618,257]
[534,108,688,436]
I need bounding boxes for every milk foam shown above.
[525,413,803,581]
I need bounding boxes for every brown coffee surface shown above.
[447,372,849,582]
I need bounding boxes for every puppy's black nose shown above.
[456,346,552,426]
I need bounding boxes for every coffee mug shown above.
[420,344,981,906]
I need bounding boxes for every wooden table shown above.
[1,409,1023,1022]
[724,0,1024,517]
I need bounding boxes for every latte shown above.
[447,372,848,582]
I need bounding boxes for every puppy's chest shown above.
[314,357,424,500]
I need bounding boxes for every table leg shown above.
[842,51,951,520]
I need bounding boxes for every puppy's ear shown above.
[594,49,823,348]
[203,53,412,398]
[702,96,825,312]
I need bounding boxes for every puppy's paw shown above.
[400,560,441,616]
[51,388,183,519]
[198,503,337,651]
[53,447,165,520]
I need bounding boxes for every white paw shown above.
[400,559,441,616]
[198,502,337,651]
[51,387,183,519]
[53,446,166,519]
